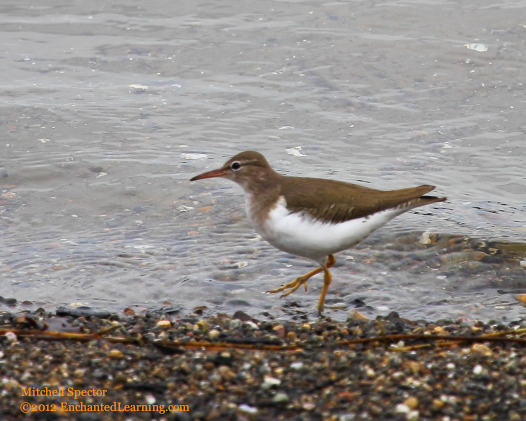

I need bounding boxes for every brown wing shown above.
[279,176,446,223]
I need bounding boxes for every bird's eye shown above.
[231,161,241,171]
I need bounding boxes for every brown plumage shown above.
[280,177,445,224]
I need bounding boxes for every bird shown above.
[190,151,446,314]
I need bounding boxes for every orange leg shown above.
[317,254,336,314]
[268,255,336,311]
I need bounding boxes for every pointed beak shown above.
[190,168,225,181]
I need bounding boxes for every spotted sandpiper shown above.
[191,151,446,314]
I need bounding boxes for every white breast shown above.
[249,196,405,262]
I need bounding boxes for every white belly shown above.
[248,196,404,262]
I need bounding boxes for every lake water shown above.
[1,0,525,322]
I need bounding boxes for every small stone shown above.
[238,403,258,415]
[244,321,259,330]
[404,397,418,410]
[290,362,303,370]
[156,320,171,328]
[108,349,124,358]
[229,319,242,329]
[446,362,455,370]
[217,366,236,380]
[302,401,316,410]
[408,362,421,375]
[365,366,376,378]
[516,293,526,303]
[123,307,136,316]
[349,311,369,321]
[196,319,210,328]
[472,343,493,356]
[407,410,419,421]
[286,331,297,341]
[432,399,444,409]
[262,376,281,389]
[473,364,483,375]
[208,329,220,340]
[272,392,289,403]
[5,332,17,343]
[272,324,286,338]
[395,403,410,414]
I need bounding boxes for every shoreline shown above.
[1,307,525,420]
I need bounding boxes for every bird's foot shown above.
[267,274,310,298]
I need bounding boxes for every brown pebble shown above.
[432,399,444,409]
[108,349,124,358]
[408,361,421,375]
[349,311,369,321]
[156,320,171,328]
[337,391,354,401]
[286,331,297,341]
[472,343,493,356]
[123,307,136,316]
[404,396,418,409]
[217,365,236,380]
[272,324,286,339]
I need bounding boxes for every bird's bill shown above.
[190,168,225,181]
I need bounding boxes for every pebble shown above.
[5,332,17,343]
[272,324,286,338]
[238,403,258,414]
[272,392,290,403]
[404,396,418,409]
[108,349,124,358]
[262,376,281,389]
[208,329,220,340]
[407,410,419,421]
[290,361,303,370]
[472,343,493,356]
[244,321,259,330]
[229,318,242,329]
[396,403,410,414]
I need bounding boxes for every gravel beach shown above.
[1,306,526,421]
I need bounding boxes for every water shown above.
[1,0,525,322]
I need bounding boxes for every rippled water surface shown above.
[1,0,525,322]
